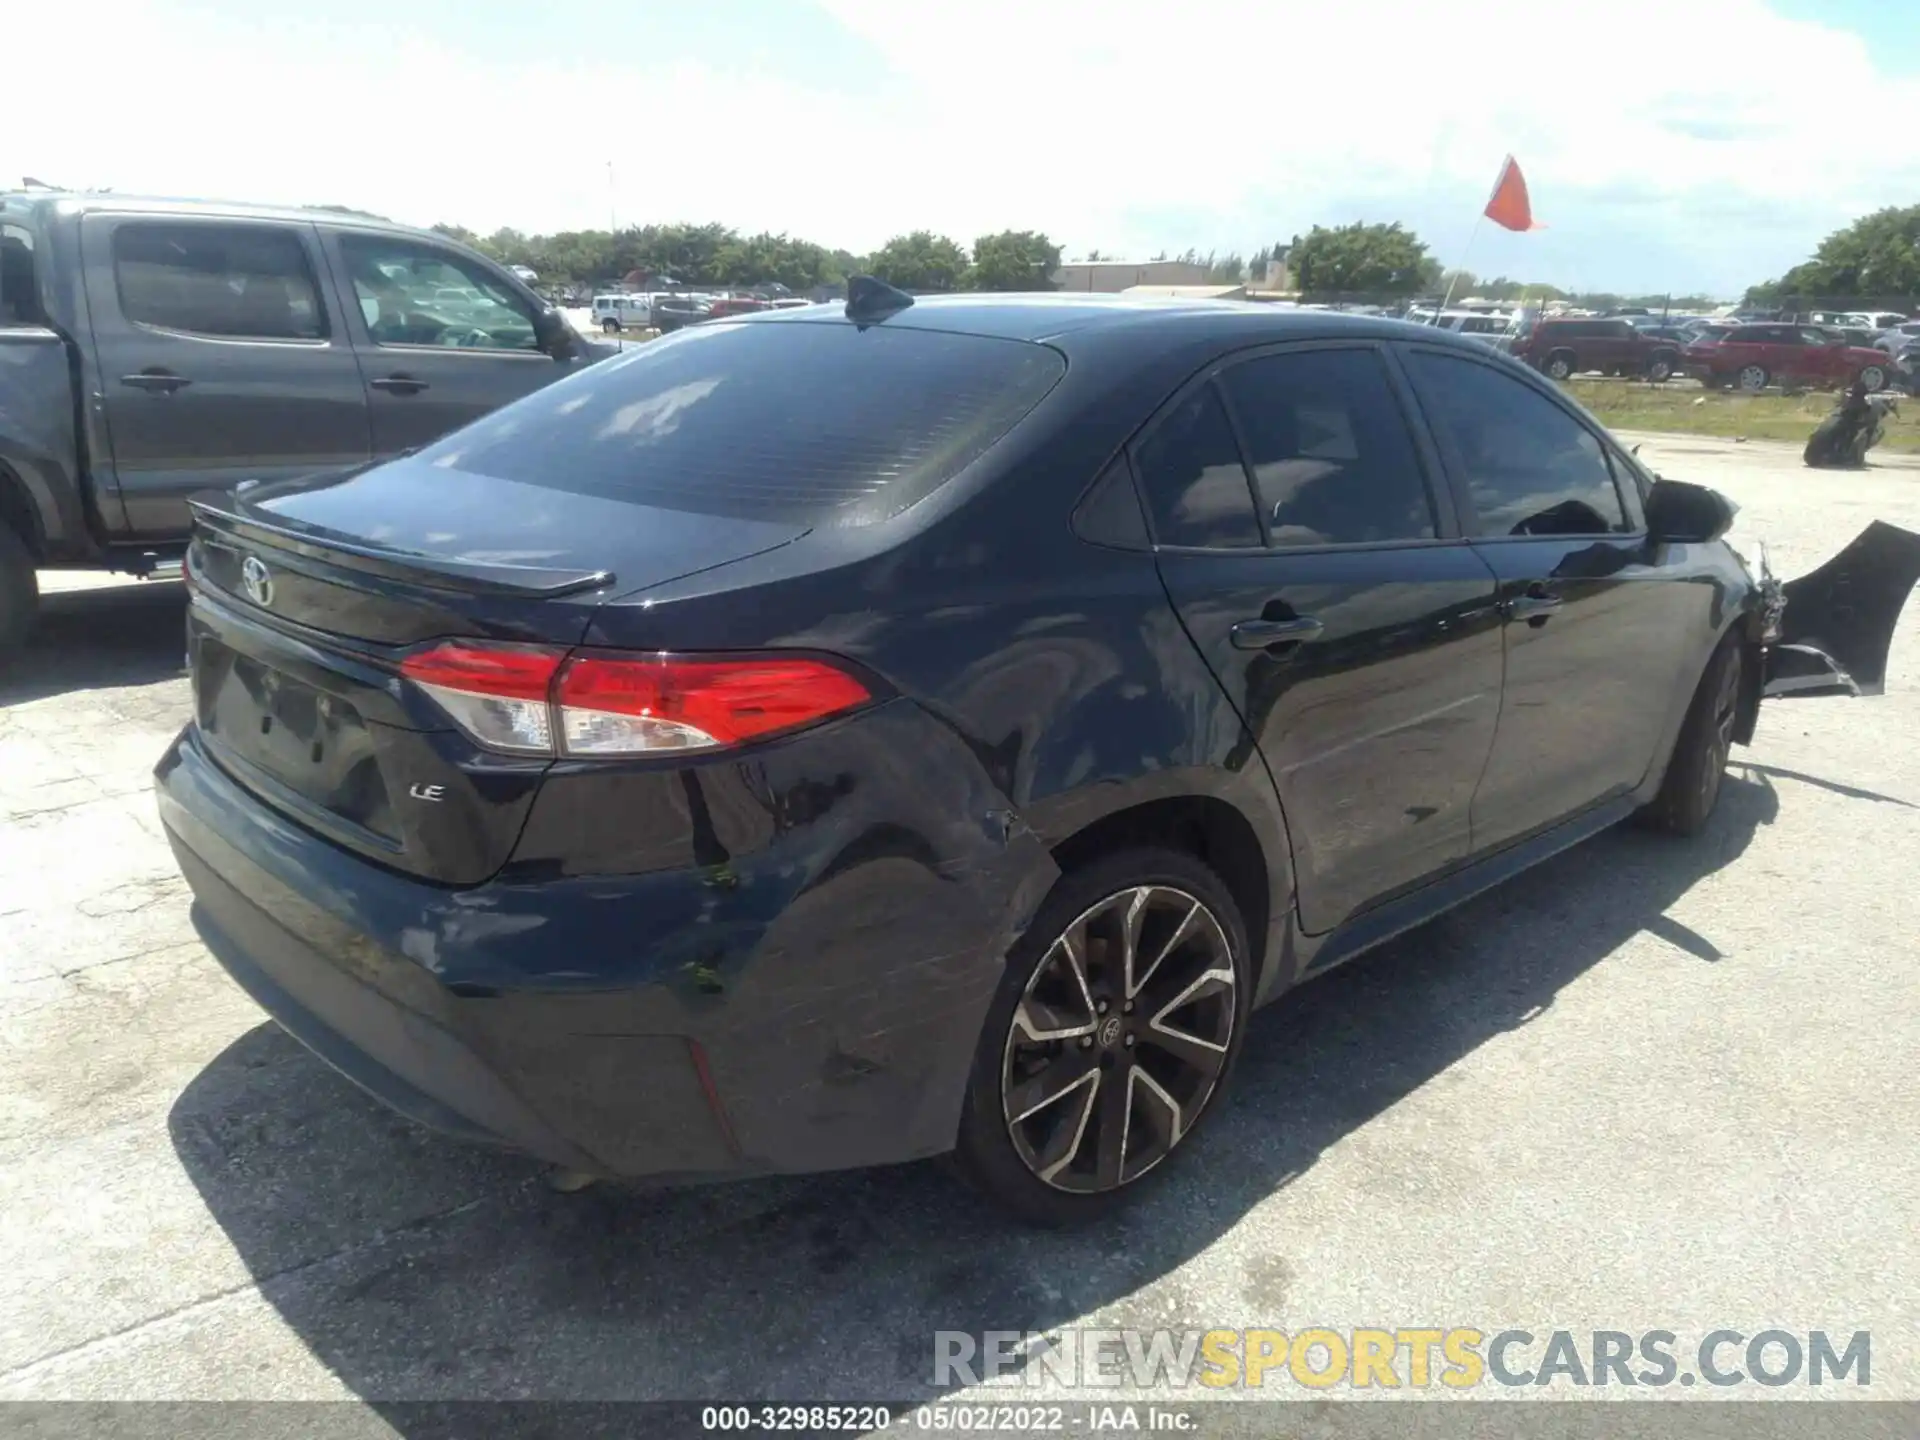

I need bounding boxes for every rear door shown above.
[80,214,371,538]
[1398,346,1702,851]
[322,228,572,454]
[1595,319,1638,372]
[1142,342,1506,934]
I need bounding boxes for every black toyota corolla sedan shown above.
[156,282,1920,1225]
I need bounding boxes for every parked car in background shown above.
[1684,323,1894,393]
[1510,316,1684,382]
[153,287,1918,1223]
[1875,321,1920,354]
[0,190,609,653]
[1842,311,1909,331]
[1681,322,1737,344]
[651,294,713,332]
[707,295,771,320]
[592,293,654,332]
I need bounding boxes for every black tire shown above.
[1858,365,1887,394]
[1647,354,1675,383]
[601,318,621,334]
[952,847,1252,1227]
[1737,364,1770,393]
[1640,641,1742,836]
[0,522,39,659]
[1543,351,1575,381]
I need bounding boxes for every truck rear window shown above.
[414,320,1066,525]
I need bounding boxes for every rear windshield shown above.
[418,320,1066,525]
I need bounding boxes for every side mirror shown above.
[1645,478,1735,544]
[533,305,578,361]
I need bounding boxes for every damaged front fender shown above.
[1762,520,1920,699]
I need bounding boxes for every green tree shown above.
[1288,221,1434,297]
[1205,251,1246,285]
[968,230,1062,291]
[866,231,969,292]
[430,222,483,247]
[1752,205,1920,302]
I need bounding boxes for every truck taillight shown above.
[400,643,872,757]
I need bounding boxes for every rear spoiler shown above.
[188,493,616,599]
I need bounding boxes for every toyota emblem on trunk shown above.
[241,556,274,607]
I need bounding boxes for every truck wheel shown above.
[1858,365,1887,394]
[1737,364,1770,393]
[1543,351,1575,381]
[601,318,621,334]
[0,523,40,659]
[1647,354,1675,383]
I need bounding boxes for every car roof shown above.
[741,292,1493,352]
[0,190,435,240]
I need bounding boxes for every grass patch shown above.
[1565,378,1920,453]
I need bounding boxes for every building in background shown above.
[1122,283,1248,301]
[1052,259,1211,292]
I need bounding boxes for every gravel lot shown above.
[2,435,1917,1415]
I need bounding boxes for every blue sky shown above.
[10,0,1920,298]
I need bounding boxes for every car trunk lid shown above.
[183,460,807,884]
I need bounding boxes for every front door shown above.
[1140,344,1506,935]
[81,214,371,538]
[324,230,575,455]
[1795,327,1849,386]
[1398,345,1703,852]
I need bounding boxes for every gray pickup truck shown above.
[0,191,613,653]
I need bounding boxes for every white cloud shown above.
[7,0,1917,294]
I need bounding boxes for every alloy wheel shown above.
[1000,885,1237,1194]
[1859,366,1886,393]
[1738,365,1768,393]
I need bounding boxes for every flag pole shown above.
[1438,211,1486,316]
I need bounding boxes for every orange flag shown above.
[1484,156,1543,232]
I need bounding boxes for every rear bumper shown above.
[156,707,1056,1181]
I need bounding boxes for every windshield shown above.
[414,320,1065,525]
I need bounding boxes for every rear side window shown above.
[1405,351,1628,538]
[1133,385,1261,549]
[1,223,42,326]
[418,320,1065,526]
[1221,350,1435,546]
[112,223,326,340]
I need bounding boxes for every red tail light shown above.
[400,643,871,757]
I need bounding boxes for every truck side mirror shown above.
[533,305,578,361]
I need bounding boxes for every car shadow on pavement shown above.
[167,772,1779,1409]
[0,582,186,705]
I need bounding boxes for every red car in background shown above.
[1685,323,1895,393]
[707,295,771,319]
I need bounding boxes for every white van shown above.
[592,293,654,332]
